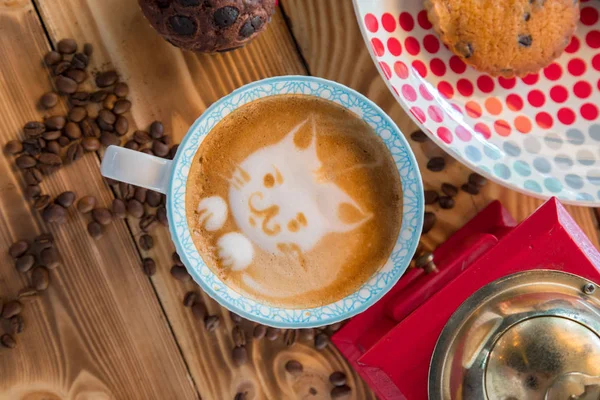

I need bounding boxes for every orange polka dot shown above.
[514,116,532,134]
[485,97,503,115]
[465,101,482,118]
[494,119,511,136]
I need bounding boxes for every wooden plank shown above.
[280,0,600,251]
[0,1,197,399]
[32,1,375,399]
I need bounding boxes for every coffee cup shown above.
[101,76,424,328]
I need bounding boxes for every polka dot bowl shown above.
[354,0,600,205]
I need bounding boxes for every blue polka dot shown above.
[483,144,502,160]
[544,133,563,150]
[554,154,573,170]
[544,177,563,193]
[587,170,600,186]
[465,146,482,162]
[565,174,584,189]
[533,157,551,174]
[493,163,511,179]
[577,193,594,202]
[514,160,531,177]
[479,165,491,174]
[589,124,600,142]
[577,150,595,166]
[524,180,542,193]
[503,141,521,157]
[566,129,585,146]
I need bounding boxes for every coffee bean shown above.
[56,136,70,148]
[168,144,179,160]
[172,252,183,266]
[55,75,78,94]
[133,187,147,203]
[22,139,41,156]
[142,257,156,276]
[424,190,438,205]
[34,232,54,248]
[57,38,77,54]
[24,121,46,138]
[65,68,87,83]
[9,241,29,259]
[468,173,487,187]
[111,198,126,219]
[191,302,207,320]
[441,183,458,197]
[133,130,152,144]
[91,90,109,103]
[33,195,51,210]
[253,324,267,339]
[170,265,190,282]
[25,168,42,185]
[56,191,76,208]
[5,140,23,155]
[45,116,66,131]
[234,393,247,400]
[66,143,84,163]
[25,185,41,200]
[79,118,96,137]
[96,70,118,88]
[92,208,112,225]
[461,183,480,195]
[64,122,82,140]
[114,82,129,98]
[102,94,118,111]
[314,333,329,350]
[40,92,59,109]
[204,315,220,332]
[77,195,96,213]
[42,130,61,141]
[139,214,158,232]
[161,135,172,146]
[427,157,445,172]
[113,99,131,115]
[169,15,197,35]
[119,183,135,200]
[2,301,22,319]
[410,130,429,142]
[43,204,67,224]
[38,164,59,176]
[70,91,90,106]
[300,328,315,341]
[81,137,100,152]
[1,334,16,349]
[422,211,436,234]
[18,287,38,304]
[100,131,120,147]
[139,234,154,250]
[40,247,60,269]
[281,329,296,346]
[115,116,129,136]
[156,206,168,226]
[329,371,347,387]
[146,190,161,207]
[285,359,303,376]
[231,346,248,366]
[98,109,117,126]
[152,140,169,157]
[68,106,87,123]
[10,315,24,335]
[44,50,62,66]
[231,325,246,348]
[266,327,281,341]
[214,6,239,27]
[32,266,50,291]
[124,140,138,150]
[71,52,89,69]
[183,291,198,307]
[141,148,154,155]
[149,121,164,139]
[87,221,104,239]
[126,199,144,218]
[53,60,71,76]
[45,141,59,155]
[16,155,36,169]
[331,385,352,399]
[230,311,242,323]
[83,43,94,56]
[15,254,35,273]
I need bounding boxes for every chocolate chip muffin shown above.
[425,0,580,77]
[139,0,276,53]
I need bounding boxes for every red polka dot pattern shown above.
[449,56,466,74]
[387,37,402,56]
[535,112,553,129]
[506,94,523,111]
[404,37,420,55]
[527,90,545,108]
[574,81,592,99]
[557,108,576,125]
[581,103,599,121]
[412,60,427,77]
[568,58,587,76]
[394,61,409,79]
[399,12,414,32]
[364,14,378,33]
[565,36,580,53]
[382,13,396,32]
[437,81,453,99]
[419,84,433,101]
[423,35,440,54]
[371,38,385,56]
[457,79,473,96]
[580,7,598,26]
[430,58,446,76]
[550,86,568,103]
[437,127,453,144]
[477,76,494,93]
[543,63,562,81]
[587,31,600,49]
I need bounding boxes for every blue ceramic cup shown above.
[101,76,424,328]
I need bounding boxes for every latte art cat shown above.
[186,95,402,308]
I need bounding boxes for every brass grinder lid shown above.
[428,270,600,400]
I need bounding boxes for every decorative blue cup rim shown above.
[167,75,424,328]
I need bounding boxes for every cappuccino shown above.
[186,95,402,308]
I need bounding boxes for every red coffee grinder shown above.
[333,199,600,399]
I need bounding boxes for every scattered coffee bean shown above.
[42,204,67,224]
[100,131,120,147]
[70,91,90,106]
[71,52,89,69]
[126,199,144,218]
[18,287,38,303]
[170,265,190,282]
[156,207,168,226]
[232,325,246,347]
[230,312,242,324]
[83,43,94,56]
[266,327,281,341]
[461,183,480,195]
[31,266,50,291]
[56,191,76,208]
[141,257,157,276]
[115,116,129,136]
[96,70,118,87]
[24,121,46,138]
[64,122,82,140]
[24,185,41,200]
[103,93,118,110]
[141,148,154,155]
[9,241,29,259]
[422,211,436,234]
[38,152,62,167]
[161,135,172,146]
[329,371,347,387]
[331,385,352,399]
[300,328,315,341]
[22,139,42,156]
[87,221,104,239]
[67,107,86,123]
[149,121,164,139]
[92,208,112,225]
[441,183,458,197]
[42,130,61,141]
[10,315,24,335]
[34,233,54,249]
[45,141,60,155]
[111,198,126,219]
[44,50,62,66]
[55,75,78,94]
[57,38,77,54]
[146,190,161,207]
[168,144,179,160]
[33,195,51,210]
[79,118,96,137]
[119,183,135,200]
[113,82,129,98]
[65,68,87,83]
[285,360,303,376]
[133,130,152,144]
[172,252,183,266]
[204,315,220,332]
[39,164,59,175]
[253,324,267,340]
[183,291,198,307]
[139,234,154,250]
[139,214,157,232]
[152,140,169,157]
[16,155,36,169]
[66,143,84,163]
[15,254,35,273]
[1,334,16,349]
[134,187,147,203]
[427,157,445,172]
[191,302,207,320]
[424,190,438,205]
[40,92,59,109]
[468,173,487,187]
[5,140,23,155]
[113,99,131,115]
[284,329,297,347]
[53,60,71,76]
[91,90,109,103]
[231,346,248,366]
[2,301,22,319]
[98,109,117,126]
[77,195,96,213]
[124,140,139,150]
[410,130,428,142]
[82,137,100,152]
[40,247,60,269]
[314,333,329,350]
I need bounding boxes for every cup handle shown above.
[101,146,173,194]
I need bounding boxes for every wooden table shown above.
[1,1,598,399]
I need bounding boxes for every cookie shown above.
[424,0,580,77]
[138,0,276,53]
